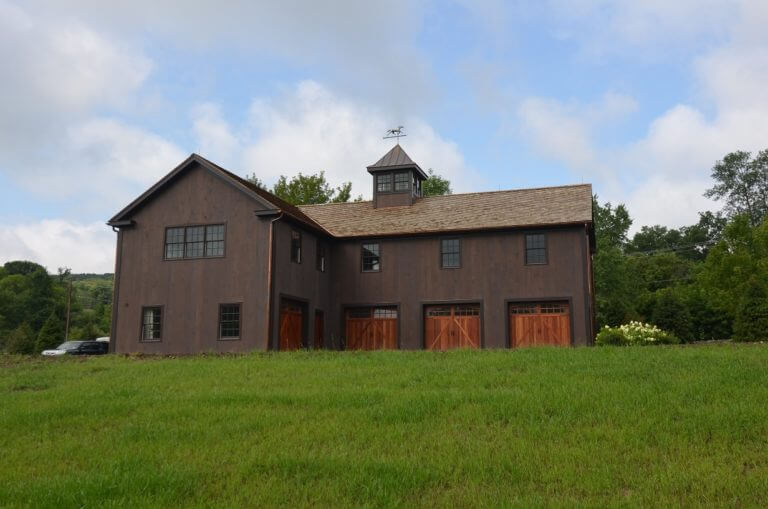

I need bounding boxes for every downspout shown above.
[265,212,284,351]
[109,226,123,354]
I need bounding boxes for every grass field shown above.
[2,345,768,507]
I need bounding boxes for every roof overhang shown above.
[366,164,429,180]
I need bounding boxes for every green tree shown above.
[6,322,35,354]
[422,169,452,197]
[592,197,636,327]
[733,277,768,342]
[35,311,65,351]
[270,172,355,205]
[245,174,266,189]
[705,149,768,226]
[651,288,693,342]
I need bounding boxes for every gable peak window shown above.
[291,230,302,263]
[316,242,326,272]
[165,224,225,260]
[441,238,461,268]
[525,233,547,265]
[361,242,380,272]
[376,173,392,193]
[141,306,162,341]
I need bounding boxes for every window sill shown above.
[139,339,162,343]
[218,337,241,341]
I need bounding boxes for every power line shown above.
[624,240,719,257]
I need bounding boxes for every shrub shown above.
[595,327,627,346]
[596,321,679,346]
[733,277,768,342]
[5,322,36,354]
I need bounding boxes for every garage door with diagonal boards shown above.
[345,307,397,350]
[424,304,481,350]
[509,301,571,347]
[279,300,304,350]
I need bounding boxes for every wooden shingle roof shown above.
[298,184,593,238]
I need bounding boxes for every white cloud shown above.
[0,220,115,273]
[192,81,479,198]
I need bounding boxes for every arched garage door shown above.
[509,301,571,347]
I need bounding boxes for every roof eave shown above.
[366,164,428,180]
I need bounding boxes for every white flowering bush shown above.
[596,321,679,346]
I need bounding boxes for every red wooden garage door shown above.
[345,307,397,350]
[424,304,481,350]
[509,301,571,347]
[279,300,304,350]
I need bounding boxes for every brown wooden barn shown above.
[107,146,595,353]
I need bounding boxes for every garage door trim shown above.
[420,299,484,349]
[505,296,574,348]
[341,301,401,349]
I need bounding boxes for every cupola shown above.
[367,145,428,208]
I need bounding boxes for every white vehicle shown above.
[95,337,110,343]
[42,341,84,356]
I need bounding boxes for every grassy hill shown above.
[2,346,767,507]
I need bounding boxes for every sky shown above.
[1,0,768,273]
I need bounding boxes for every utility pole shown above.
[65,281,72,341]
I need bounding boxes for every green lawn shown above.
[2,345,768,507]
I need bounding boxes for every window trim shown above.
[290,230,302,264]
[139,305,163,342]
[218,302,242,341]
[316,241,326,272]
[439,237,461,269]
[524,232,548,265]
[361,242,381,273]
[163,223,227,261]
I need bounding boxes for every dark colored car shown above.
[42,341,108,356]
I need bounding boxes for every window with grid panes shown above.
[441,238,460,268]
[361,243,380,272]
[165,224,225,260]
[394,172,410,191]
[219,304,241,339]
[291,230,302,263]
[376,173,392,192]
[525,233,547,264]
[141,307,162,341]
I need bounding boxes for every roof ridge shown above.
[298,182,592,209]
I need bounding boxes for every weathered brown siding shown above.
[269,220,332,349]
[113,162,271,353]
[327,226,592,348]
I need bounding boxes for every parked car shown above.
[42,341,109,356]
[95,336,110,343]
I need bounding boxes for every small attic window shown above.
[376,174,392,193]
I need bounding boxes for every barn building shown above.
[107,146,595,353]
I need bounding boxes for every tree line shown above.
[0,264,112,353]
[594,149,768,342]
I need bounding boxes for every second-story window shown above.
[291,230,302,263]
[361,243,380,272]
[376,173,392,192]
[525,233,547,265]
[394,172,410,192]
[316,242,326,272]
[165,224,225,260]
[441,238,460,268]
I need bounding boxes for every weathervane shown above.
[383,126,406,144]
